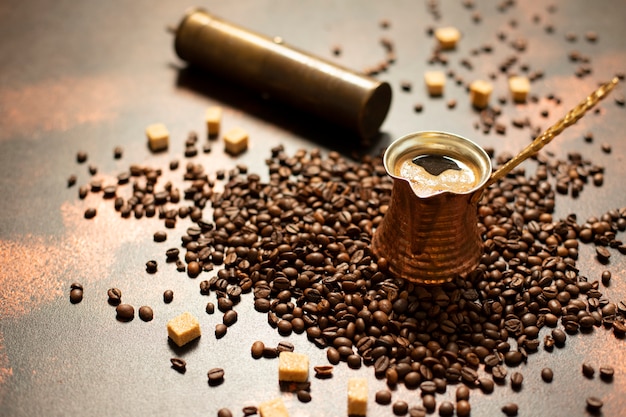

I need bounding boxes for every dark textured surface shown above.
[1,1,625,416]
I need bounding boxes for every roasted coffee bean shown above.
[347,354,362,369]
[84,208,97,219]
[510,371,524,389]
[393,400,409,415]
[251,341,265,359]
[409,405,427,417]
[138,306,153,322]
[586,396,603,412]
[438,401,454,417]
[297,390,312,403]
[67,174,77,187]
[116,304,134,321]
[376,389,392,405]
[69,288,83,304]
[552,329,567,345]
[153,231,167,242]
[242,406,257,416]
[170,357,186,373]
[478,377,495,393]
[145,260,157,273]
[187,261,201,277]
[422,395,436,413]
[456,400,471,417]
[263,346,278,359]
[215,323,227,339]
[541,368,554,382]
[599,366,614,381]
[314,365,333,378]
[76,151,88,163]
[162,290,173,304]
[456,385,470,401]
[107,287,122,305]
[327,347,340,365]
[207,367,225,385]
[217,409,232,417]
[223,310,238,326]
[501,403,519,416]
[277,341,295,353]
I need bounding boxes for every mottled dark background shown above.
[1,1,625,416]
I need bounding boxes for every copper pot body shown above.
[372,131,492,284]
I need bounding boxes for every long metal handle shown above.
[472,77,619,203]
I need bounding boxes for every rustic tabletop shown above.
[1,1,625,416]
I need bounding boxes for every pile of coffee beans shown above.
[68,134,625,414]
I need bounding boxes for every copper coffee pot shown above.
[372,78,619,285]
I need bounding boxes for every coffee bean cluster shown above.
[69,137,625,414]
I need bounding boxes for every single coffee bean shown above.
[422,395,436,413]
[223,310,238,326]
[347,354,362,369]
[107,288,122,305]
[277,341,295,353]
[138,306,154,322]
[76,151,88,163]
[69,288,83,304]
[501,403,519,416]
[478,377,494,393]
[84,208,97,219]
[215,323,227,339]
[187,261,200,277]
[297,390,312,403]
[393,400,409,415]
[251,341,265,359]
[438,401,454,417]
[217,409,232,417]
[552,329,567,345]
[207,367,225,385]
[314,365,334,378]
[170,358,186,373]
[263,347,278,359]
[510,372,524,390]
[327,347,340,365]
[586,396,603,412]
[242,406,257,416]
[116,304,134,321]
[599,366,614,381]
[582,363,595,378]
[376,390,392,405]
[145,260,157,273]
[153,231,167,242]
[456,400,471,417]
[541,368,554,382]
[163,290,173,304]
[456,385,470,401]
[409,406,427,417]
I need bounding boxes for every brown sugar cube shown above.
[259,397,289,417]
[469,80,493,109]
[509,76,530,103]
[278,351,309,382]
[224,127,249,155]
[348,378,368,416]
[146,123,169,152]
[424,71,446,96]
[435,27,461,49]
[205,106,223,137]
[167,312,201,347]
